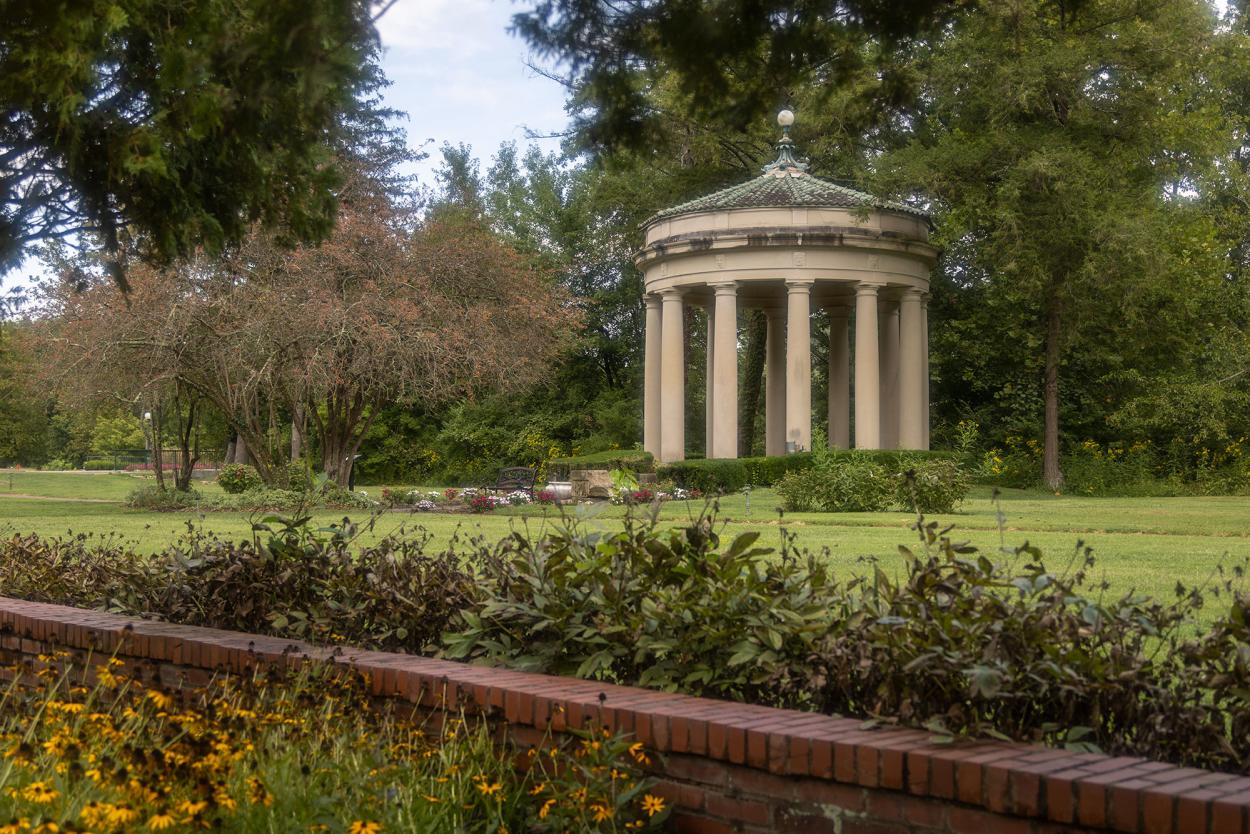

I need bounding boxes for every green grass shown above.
[2,471,1247,606]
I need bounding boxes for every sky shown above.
[374,0,569,185]
[8,0,569,290]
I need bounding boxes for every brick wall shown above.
[1,596,1246,834]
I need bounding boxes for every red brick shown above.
[671,812,735,834]
[1176,795,1208,834]
[793,778,864,812]
[947,805,1029,834]
[901,795,946,829]
[906,750,930,795]
[746,728,768,769]
[1141,791,1174,834]
[1047,773,1078,824]
[705,794,770,826]
[1211,800,1246,834]
[866,790,905,822]
[664,754,730,788]
[1078,780,1110,829]
[773,811,841,834]
[857,743,880,788]
[811,739,834,779]
[1109,781,1143,833]
[786,735,810,776]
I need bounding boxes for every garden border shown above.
[1,596,1246,834]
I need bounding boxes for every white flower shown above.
[416,499,436,511]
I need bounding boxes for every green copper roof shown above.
[647,168,928,223]
[646,130,928,224]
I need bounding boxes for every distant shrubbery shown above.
[126,480,374,512]
[774,450,969,513]
[216,463,264,493]
[656,449,960,493]
[3,507,1250,774]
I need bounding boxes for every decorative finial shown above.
[763,108,809,174]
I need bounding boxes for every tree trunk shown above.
[173,396,199,492]
[290,405,304,461]
[150,405,166,491]
[1042,287,1064,491]
[738,310,767,456]
[233,435,250,465]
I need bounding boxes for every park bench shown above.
[485,466,537,498]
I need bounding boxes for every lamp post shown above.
[143,411,153,472]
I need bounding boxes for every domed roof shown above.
[645,127,928,224]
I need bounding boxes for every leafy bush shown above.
[775,453,895,512]
[81,458,117,470]
[5,507,1250,773]
[283,460,314,492]
[775,451,969,513]
[217,463,263,493]
[547,449,655,480]
[125,484,202,510]
[40,459,73,471]
[659,450,959,493]
[896,457,971,513]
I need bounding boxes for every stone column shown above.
[705,302,715,453]
[785,279,814,452]
[659,290,685,462]
[765,308,786,456]
[922,294,931,450]
[899,289,926,449]
[643,295,662,458]
[827,305,851,449]
[711,282,739,459]
[879,299,900,449]
[854,283,881,449]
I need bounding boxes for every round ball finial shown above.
[777,109,795,127]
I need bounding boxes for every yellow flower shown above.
[177,799,208,819]
[641,794,666,817]
[590,803,613,822]
[527,783,546,795]
[146,690,175,711]
[147,813,177,831]
[21,782,59,805]
[108,806,140,826]
[475,781,503,797]
[538,799,556,820]
[348,822,382,834]
[0,818,29,834]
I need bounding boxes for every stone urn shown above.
[570,469,614,500]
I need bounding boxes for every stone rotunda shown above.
[637,110,939,463]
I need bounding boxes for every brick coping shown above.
[0,596,1246,834]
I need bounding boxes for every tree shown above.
[513,0,958,154]
[879,0,1236,488]
[2,0,386,282]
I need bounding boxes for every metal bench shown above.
[486,466,537,497]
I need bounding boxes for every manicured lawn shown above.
[1,471,1247,606]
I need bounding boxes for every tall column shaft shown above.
[827,306,851,448]
[765,308,786,456]
[785,280,813,452]
[711,282,739,458]
[879,301,900,449]
[643,295,662,458]
[922,296,931,450]
[899,289,926,449]
[659,291,686,462]
[854,284,881,449]
[705,303,715,453]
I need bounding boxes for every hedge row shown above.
[546,449,655,479]
[657,449,958,492]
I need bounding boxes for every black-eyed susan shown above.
[641,794,665,817]
[146,812,176,830]
[347,821,382,834]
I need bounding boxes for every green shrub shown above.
[659,450,959,493]
[546,449,655,480]
[283,460,315,492]
[81,458,117,471]
[41,459,73,471]
[217,463,263,493]
[6,509,1250,773]
[125,484,201,510]
[775,453,896,512]
[896,456,971,513]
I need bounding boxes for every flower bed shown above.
[0,652,669,833]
